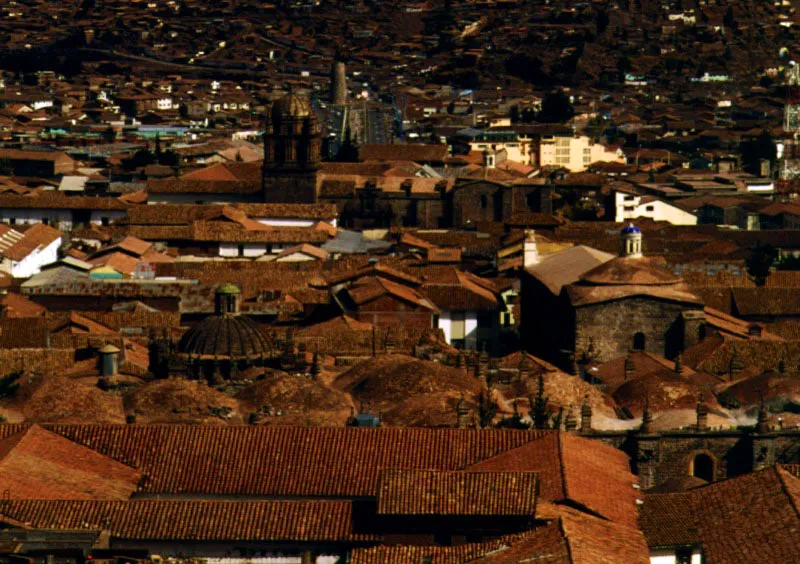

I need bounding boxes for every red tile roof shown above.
[641,466,800,562]
[0,425,140,500]
[376,469,538,516]
[1,499,372,542]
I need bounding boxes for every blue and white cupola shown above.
[619,223,643,258]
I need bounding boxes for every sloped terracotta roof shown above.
[360,143,447,163]
[640,466,800,561]
[525,245,615,295]
[0,426,548,498]
[1,499,372,542]
[467,432,641,528]
[376,469,538,516]
[0,425,140,500]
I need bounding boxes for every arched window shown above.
[633,332,646,351]
[690,453,714,482]
[480,195,488,209]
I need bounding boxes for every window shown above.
[633,332,646,351]
[645,205,654,211]
[624,195,635,201]
[624,206,634,211]
[101,217,110,226]
[480,195,488,209]
[690,453,714,482]
[237,244,245,256]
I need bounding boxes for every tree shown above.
[746,242,778,287]
[530,375,550,430]
[537,90,575,123]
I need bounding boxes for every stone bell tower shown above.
[262,91,322,203]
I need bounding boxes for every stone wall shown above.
[574,297,691,362]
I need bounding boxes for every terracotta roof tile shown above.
[2,499,371,542]
[376,469,538,516]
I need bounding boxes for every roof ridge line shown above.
[775,465,800,522]
[556,431,569,502]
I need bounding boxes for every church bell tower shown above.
[262,92,322,203]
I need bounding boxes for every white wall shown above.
[540,135,622,172]
[465,311,478,349]
[650,548,702,564]
[148,193,256,204]
[438,312,452,344]
[615,192,697,225]
[255,218,315,228]
[219,243,238,257]
[242,243,267,257]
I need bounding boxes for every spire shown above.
[564,404,578,432]
[624,354,635,381]
[640,395,653,434]
[696,393,708,431]
[455,392,470,428]
[674,351,684,375]
[580,394,592,433]
[757,397,769,434]
[728,346,744,381]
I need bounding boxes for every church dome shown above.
[579,257,682,286]
[177,284,269,359]
[273,92,312,119]
[621,224,641,234]
[177,315,269,358]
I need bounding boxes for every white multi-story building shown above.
[539,134,623,172]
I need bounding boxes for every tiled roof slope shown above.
[376,469,538,516]
[467,432,640,528]
[0,425,140,500]
[351,509,649,563]
[641,466,800,562]
[1,499,371,542]
[0,426,542,497]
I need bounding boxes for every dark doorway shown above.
[633,332,646,351]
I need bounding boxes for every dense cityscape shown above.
[0,1,800,563]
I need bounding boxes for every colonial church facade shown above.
[521,226,706,367]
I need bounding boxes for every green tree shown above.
[746,242,778,287]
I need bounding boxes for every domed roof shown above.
[579,256,682,286]
[621,224,641,234]
[273,92,312,119]
[177,315,269,358]
[216,283,241,295]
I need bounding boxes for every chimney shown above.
[523,229,540,268]
[98,344,120,377]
